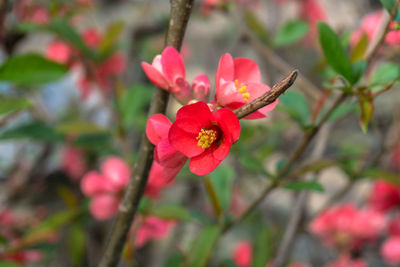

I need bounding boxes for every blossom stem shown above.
[203,176,223,222]
[233,70,298,119]
[98,1,194,266]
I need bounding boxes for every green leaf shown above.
[364,168,400,186]
[0,53,67,85]
[0,97,32,115]
[274,20,309,47]
[0,121,63,141]
[118,84,153,130]
[239,155,269,176]
[187,225,221,267]
[326,102,357,122]
[252,228,271,267]
[278,90,310,127]
[0,262,23,267]
[351,33,368,61]
[67,224,86,266]
[150,205,191,221]
[358,94,374,133]
[56,121,106,135]
[99,21,124,54]
[284,180,324,192]
[381,0,396,12]
[352,60,367,84]
[318,22,355,84]
[370,62,400,92]
[209,166,235,211]
[164,252,184,267]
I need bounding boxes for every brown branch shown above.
[97,1,194,266]
[0,0,7,42]
[223,93,347,233]
[234,70,298,119]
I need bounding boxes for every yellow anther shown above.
[234,80,251,102]
[196,128,217,149]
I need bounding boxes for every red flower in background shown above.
[368,180,400,212]
[61,146,87,181]
[233,241,252,267]
[81,156,130,220]
[133,216,176,248]
[215,53,278,119]
[169,101,240,175]
[381,237,400,266]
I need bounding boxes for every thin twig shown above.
[97,1,194,266]
[0,0,7,42]
[234,70,298,119]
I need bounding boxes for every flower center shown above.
[196,128,217,149]
[234,80,250,103]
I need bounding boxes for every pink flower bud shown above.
[233,241,252,267]
[192,74,210,102]
[81,171,112,196]
[89,195,119,221]
[83,28,102,48]
[382,237,400,266]
[101,156,130,191]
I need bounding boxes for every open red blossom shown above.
[169,101,240,175]
[146,114,187,183]
[215,53,278,119]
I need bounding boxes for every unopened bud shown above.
[192,74,210,102]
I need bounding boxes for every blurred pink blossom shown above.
[14,0,49,24]
[382,236,400,266]
[233,241,252,267]
[133,216,176,248]
[81,156,130,220]
[368,180,400,212]
[61,146,87,181]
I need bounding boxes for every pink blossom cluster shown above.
[310,204,386,251]
[61,146,87,181]
[46,27,126,99]
[80,156,175,247]
[142,46,278,184]
[351,10,400,47]
[232,241,310,267]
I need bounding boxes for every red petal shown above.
[141,62,169,90]
[176,101,212,124]
[189,147,222,175]
[146,114,172,145]
[156,139,187,168]
[213,108,241,142]
[169,118,205,157]
[216,81,245,107]
[233,58,261,83]
[161,46,186,84]
[215,53,234,90]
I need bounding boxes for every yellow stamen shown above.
[196,128,217,149]
[234,79,250,103]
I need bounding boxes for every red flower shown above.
[215,53,278,119]
[368,180,400,212]
[382,236,400,266]
[169,101,240,175]
[132,216,176,248]
[146,114,187,183]
[233,241,252,267]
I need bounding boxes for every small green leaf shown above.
[99,21,124,54]
[252,228,271,267]
[278,90,310,127]
[284,180,324,192]
[209,166,235,211]
[326,102,357,122]
[351,33,368,61]
[364,168,400,186]
[370,62,400,92]
[187,225,221,267]
[67,224,86,266]
[274,20,309,47]
[0,97,32,115]
[0,54,67,85]
[56,121,106,135]
[164,252,184,267]
[318,22,355,84]
[381,0,396,12]
[150,205,191,221]
[352,60,367,84]
[0,121,63,141]
[358,94,374,133]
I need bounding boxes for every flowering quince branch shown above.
[233,70,298,119]
[97,1,194,267]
